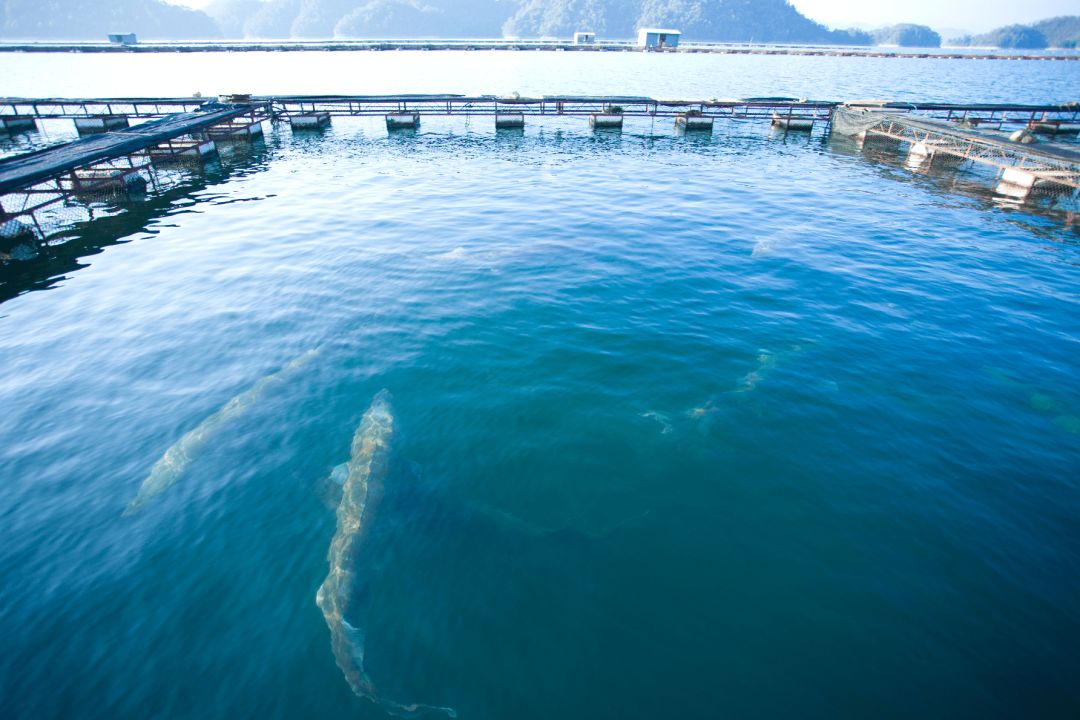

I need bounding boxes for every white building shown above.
[637,28,680,48]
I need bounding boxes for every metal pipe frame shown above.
[865,118,1080,190]
[266,96,840,123]
[0,98,206,119]
[0,109,269,238]
[3,97,1078,132]
[2,97,1077,244]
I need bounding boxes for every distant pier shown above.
[1,40,1079,61]
[1,100,270,243]
[2,94,1078,252]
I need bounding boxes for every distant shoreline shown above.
[1,40,1078,61]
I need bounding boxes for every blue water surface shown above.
[1,53,1079,719]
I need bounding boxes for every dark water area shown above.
[1,53,1079,719]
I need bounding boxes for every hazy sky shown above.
[168,0,1076,34]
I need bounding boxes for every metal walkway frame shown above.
[1,103,271,241]
[3,95,1078,129]
[2,95,1078,248]
[851,112,1080,192]
[264,95,841,124]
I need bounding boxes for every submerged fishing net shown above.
[830,107,898,137]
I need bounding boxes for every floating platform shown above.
[1,97,205,120]
[385,112,420,129]
[4,96,1078,137]
[1,95,1077,252]
[1028,121,1080,136]
[833,107,1080,199]
[1,40,1078,62]
[0,105,259,195]
[771,113,814,131]
[265,94,841,127]
[0,104,268,236]
[1,115,36,132]
[289,112,331,129]
[676,114,713,131]
[495,112,525,129]
[146,138,217,164]
[589,113,624,129]
[74,115,130,134]
[202,119,264,141]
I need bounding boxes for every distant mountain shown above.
[950,16,1080,49]
[23,0,1072,48]
[871,24,940,48]
[1032,15,1080,48]
[333,0,514,39]
[506,0,871,44]
[204,0,266,37]
[205,0,871,43]
[209,0,525,38]
[952,24,1047,49]
[0,0,220,40]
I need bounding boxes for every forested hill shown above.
[0,0,220,40]
[1,0,870,43]
[209,0,519,40]
[218,0,872,43]
[3,0,1073,47]
[871,24,940,48]
[950,15,1080,49]
[504,0,870,44]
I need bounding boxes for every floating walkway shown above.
[1,102,270,242]
[2,95,1078,249]
[1,97,206,121]
[1,40,1079,61]
[6,95,1078,130]
[832,108,1080,198]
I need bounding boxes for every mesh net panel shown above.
[830,107,899,137]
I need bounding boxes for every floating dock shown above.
[5,95,1077,131]
[1,40,1078,61]
[267,95,845,130]
[2,94,1078,249]
[832,107,1080,198]
[1,103,270,239]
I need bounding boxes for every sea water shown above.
[1,52,1079,719]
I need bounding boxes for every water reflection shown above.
[0,121,81,161]
[826,132,1080,241]
[0,128,41,160]
[0,139,273,303]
